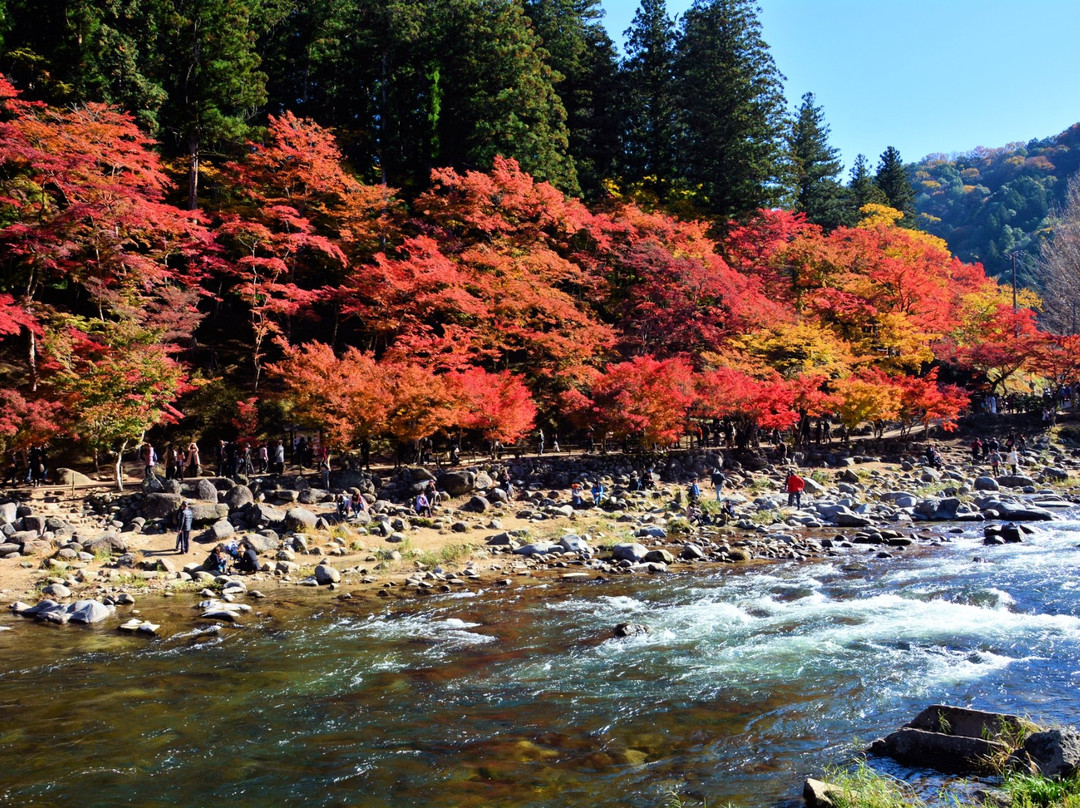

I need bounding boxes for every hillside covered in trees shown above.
[913,124,1080,288]
[0,0,1076,473]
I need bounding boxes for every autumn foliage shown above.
[0,75,1057,464]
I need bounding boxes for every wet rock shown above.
[514,542,557,557]
[1011,728,1080,778]
[613,622,651,637]
[67,600,116,624]
[681,543,706,560]
[558,535,591,554]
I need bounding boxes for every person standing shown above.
[711,467,727,500]
[785,471,805,509]
[537,429,545,456]
[1007,446,1021,475]
[176,500,194,554]
[187,441,201,477]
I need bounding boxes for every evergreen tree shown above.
[0,0,166,132]
[441,0,578,193]
[673,0,789,223]
[619,0,678,194]
[788,91,845,229]
[874,145,915,224]
[523,0,620,197]
[847,153,886,219]
[148,0,269,209]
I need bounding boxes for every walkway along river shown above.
[2,510,1080,808]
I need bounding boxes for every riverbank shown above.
[4,422,1080,633]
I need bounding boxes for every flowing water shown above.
[3,513,1080,808]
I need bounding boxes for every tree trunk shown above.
[187,131,200,211]
[114,440,128,492]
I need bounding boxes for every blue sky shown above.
[601,0,1080,175]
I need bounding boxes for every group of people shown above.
[204,538,260,574]
[2,445,48,487]
[971,433,1024,475]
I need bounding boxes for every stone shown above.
[0,502,16,525]
[85,533,127,555]
[997,474,1036,489]
[803,778,844,808]
[67,600,116,624]
[245,533,280,553]
[42,583,71,598]
[461,495,490,514]
[644,549,674,564]
[611,543,648,562]
[558,535,591,554]
[284,507,318,531]
[437,471,475,496]
[244,503,287,527]
[53,468,94,487]
[189,502,229,525]
[314,563,342,585]
[1012,728,1080,778]
[208,520,235,541]
[636,526,667,540]
[143,493,183,520]
[681,543,706,560]
[196,479,220,502]
[513,542,557,557]
[613,622,650,637]
[974,476,1000,492]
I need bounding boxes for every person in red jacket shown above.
[785,471,805,508]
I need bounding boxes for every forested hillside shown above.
[913,125,1080,287]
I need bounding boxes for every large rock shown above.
[803,778,844,808]
[314,562,341,585]
[244,532,281,553]
[869,727,1008,774]
[243,503,287,528]
[1011,728,1080,778]
[0,502,17,525]
[224,484,254,510]
[84,534,127,555]
[835,511,873,527]
[143,493,183,520]
[611,542,649,562]
[284,507,318,531]
[558,535,592,554]
[997,474,1036,489]
[207,520,235,541]
[461,496,490,514]
[973,476,1000,492]
[53,468,94,487]
[67,600,116,624]
[644,548,674,564]
[195,479,220,502]
[437,471,475,497]
[982,500,1055,521]
[189,502,229,525]
[513,542,557,557]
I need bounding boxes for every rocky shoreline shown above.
[4,425,1080,637]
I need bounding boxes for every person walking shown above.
[1007,446,1021,474]
[711,467,727,500]
[176,500,193,554]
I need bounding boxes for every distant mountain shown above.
[911,123,1080,289]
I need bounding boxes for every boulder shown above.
[982,501,1055,521]
[869,727,1008,774]
[195,479,220,502]
[611,543,648,562]
[974,476,1000,492]
[636,526,667,540]
[244,533,281,553]
[473,471,494,490]
[314,562,341,585]
[53,468,94,487]
[189,502,229,525]
[42,583,71,598]
[835,511,872,528]
[803,778,844,808]
[558,535,591,554]
[644,549,674,564]
[437,471,475,497]
[514,542,557,557]
[681,543,706,560]
[997,474,1036,489]
[67,600,116,624]
[461,495,490,514]
[207,520,235,541]
[143,493,183,520]
[284,507,318,531]
[84,534,126,558]
[20,514,45,534]
[0,502,16,525]
[613,622,650,637]
[1011,728,1080,778]
[247,502,288,528]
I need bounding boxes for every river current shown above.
[2,512,1080,808]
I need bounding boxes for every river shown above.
[2,512,1080,808]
